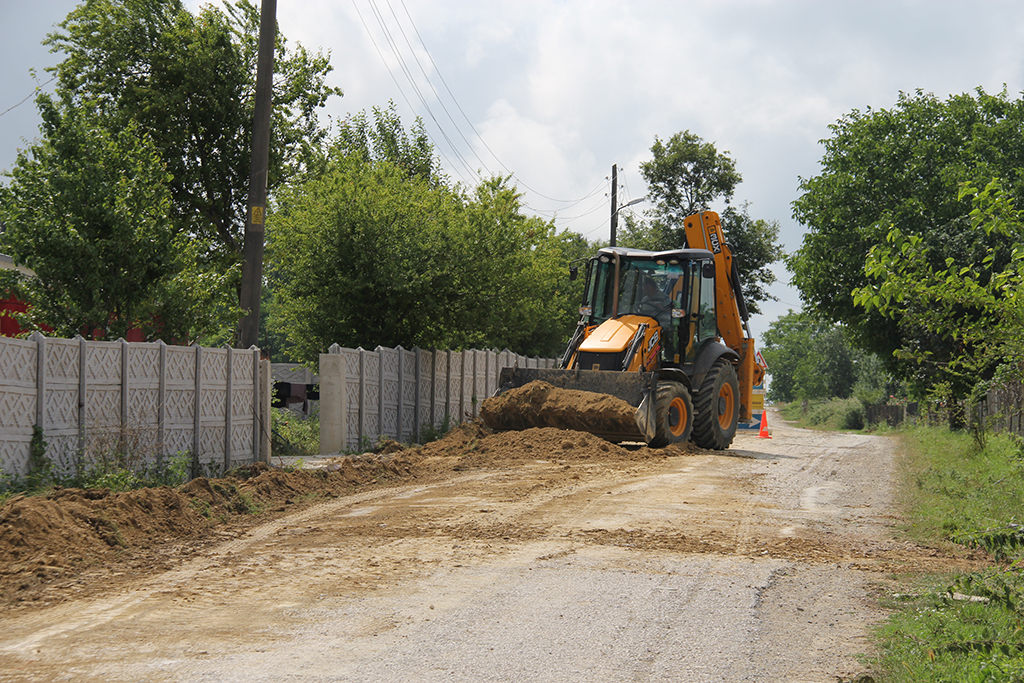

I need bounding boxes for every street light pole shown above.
[609,163,643,247]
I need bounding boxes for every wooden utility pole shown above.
[238,0,277,349]
[609,164,619,247]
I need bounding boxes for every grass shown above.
[870,425,1024,682]
[778,397,867,430]
[271,407,320,456]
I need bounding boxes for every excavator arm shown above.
[681,211,765,420]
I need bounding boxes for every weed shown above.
[271,407,319,456]
[420,415,452,444]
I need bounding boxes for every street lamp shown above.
[610,197,644,247]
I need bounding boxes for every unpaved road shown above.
[0,415,969,682]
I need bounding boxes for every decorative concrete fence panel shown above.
[0,332,269,480]
[320,344,557,453]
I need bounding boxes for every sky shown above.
[4,0,1024,347]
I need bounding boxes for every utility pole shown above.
[609,163,618,247]
[237,0,277,350]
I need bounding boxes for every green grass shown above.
[872,425,1024,682]
[271,407,320,456]
[777,397,867,430]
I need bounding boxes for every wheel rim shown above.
[716,383,735,430]
[669,396,688,437]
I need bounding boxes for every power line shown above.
[0,77,56,120]
[351,0,473,185]
[365,0,480,182]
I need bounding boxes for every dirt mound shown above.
[480,381,642,439]
[0,486,207,603]
[0,413,698,609]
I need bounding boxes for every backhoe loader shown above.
[485,210,765,450]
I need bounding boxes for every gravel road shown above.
[0,413,954,682]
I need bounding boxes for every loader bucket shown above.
[481,368,658,443]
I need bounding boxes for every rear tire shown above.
[648,382,693,447]
[692,359,740,450]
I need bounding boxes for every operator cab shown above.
[576,247,719,369]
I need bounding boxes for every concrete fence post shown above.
[157,340,167,469]
[75,335,87,460]
[259,358,271,463]
[224,346,233,472]
[318,351,347,454]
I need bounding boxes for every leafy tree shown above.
[789,88,1024,395]
[622,131,782,313]
[0,96,183,339]
[268,149,581,360]
[640,130,742,233]
[44,0,341,267]
[854,179,1024,413]
[268,107,588,361]
[761,310,883,403]
[332,101,441,183]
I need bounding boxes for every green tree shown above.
[640,130,742,234]
[789,88,1024,394]
[268,108,587,361]
[0,96,182,339]
[761,310,882,403]
[854,179,1024,412]
[720,203,783,315]
[44,0,341,267]
[622,131,782,313]
[333,101,440,183]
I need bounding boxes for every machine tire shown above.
[692,359,740,450]
[648,382,693,447]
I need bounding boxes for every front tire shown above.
[649,381,693,447]
[692,359,740,450]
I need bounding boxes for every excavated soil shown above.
[479,380,641,436]
[0,416,702,610]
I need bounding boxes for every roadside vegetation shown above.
[877,425,1024,682]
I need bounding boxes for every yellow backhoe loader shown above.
[485,210,765,450]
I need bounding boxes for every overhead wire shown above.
[365,0,480,183]
[351,0,473,185]
[356,0,622,230]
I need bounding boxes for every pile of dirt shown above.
[0,454,424,606]
[480,381,642,440]
[0,413,694,608]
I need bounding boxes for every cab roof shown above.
[594,246,715,261]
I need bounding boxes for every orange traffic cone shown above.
[756,410,771,439]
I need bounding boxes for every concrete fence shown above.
[319,345,557,453]
[0,332,271,479]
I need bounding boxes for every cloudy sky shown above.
[4,0,1024,343]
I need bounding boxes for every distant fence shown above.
[319,345,557,453]
[976,385,1024,438]
[0,332,271,479]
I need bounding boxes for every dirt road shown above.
[0,414,974,682]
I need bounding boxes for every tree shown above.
[267,104,588,362]
[789,88,1024,394]
[761,310,883,403]
[720,204,783,315]
[0,96,181,339]
[853,179,1024,413]
[44,0,341,268]
[622,131,782,313]
[640,130,742,235]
